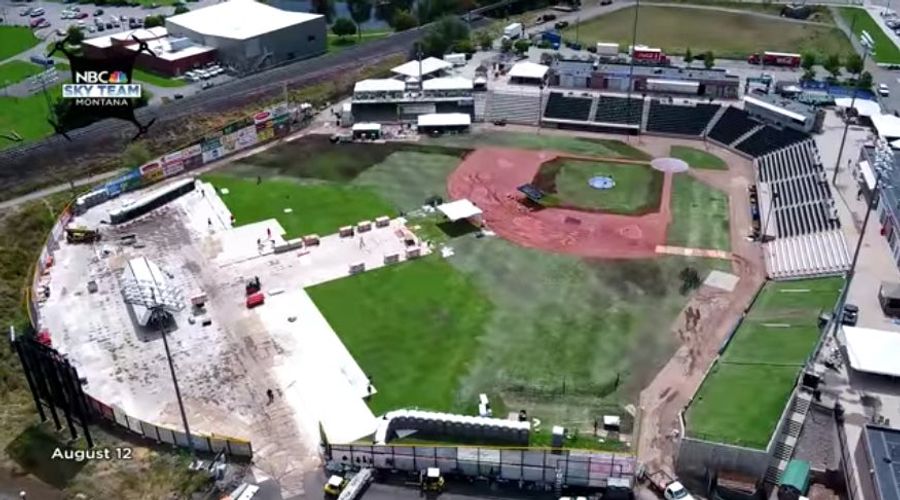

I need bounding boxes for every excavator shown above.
[66,226,101,244]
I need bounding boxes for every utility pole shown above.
[626,0,641,100]
[833,29,874,185]
[154,308,194,456]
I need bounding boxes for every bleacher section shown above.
[593,96,643,125]
[756,141,851,279]
[707,107,759,146]
[544,93,593,121]
[646,101,721,136]
[736,126,810,158]
[486,90,542,125]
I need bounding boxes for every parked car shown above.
[29,17,45,28]
[56,28,67,36]
[30,8,45,17]
[201,80,213,89]
[842,304,859,326]
[20,7,33,16]
[94,8,104,15]
[173,94,184,99]
[76,12,88,19]
[97,24,105,31]
[879,83,891,96]
[600,0,612,4]
[554,20,569,29]
[540,13,556,22]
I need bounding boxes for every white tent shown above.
[834,97,882,118]
[417,113,472,128]
[391,57,452,79]
[844,325,900,377]
[354,79,405,93]
[437,199,482,221]
[870,113,900,140]
[508,61,549,80]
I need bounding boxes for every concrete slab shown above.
[703,270,740,292]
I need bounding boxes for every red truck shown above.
[630,45,669,64]
[748,51,801,68]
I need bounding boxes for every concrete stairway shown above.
[763,390,813,485]
[731,124,765,149]
[702,105,728,138]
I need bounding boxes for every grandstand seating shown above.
[736,126,810,158]
[485,90,542,125]
[543,93,593,121]
[707,107,758,145]
[645,101,720,136]
[756,140,850,279]
[593,96,643,125]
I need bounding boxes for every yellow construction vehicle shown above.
[323,475,347,496]
[420,467,445,494]
[65,226,101,244]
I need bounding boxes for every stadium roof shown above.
[743,95,808,123]
[83,26,168,49]
[864,425,900,500]
[844,325,900,377]
[871,113,900,140]
[354,79,405,93]
[391,57,452,78]
[124,35,215,61]
[417,113,472,128]
[422,76,473,91]
[437,199,482,221]
[509,61,549,80]
[167,0,323,41]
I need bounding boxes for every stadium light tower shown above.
[120,272,193,455]
[833,30,875,185]
[626,0,641,102]
[834,137,895,324]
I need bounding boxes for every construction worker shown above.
[266,389,274,403]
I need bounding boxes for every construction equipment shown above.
[337,468,374,500]
[420,467,445,493]
[641,468,694,500]
[245,292,265,309]
[65,226,101,244]
[324,475,347,496]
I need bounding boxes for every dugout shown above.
[351,122,382,140]
[417,113,471,135]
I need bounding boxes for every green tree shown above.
[475,30,493,51]
[858,70,873,90]
[143,15,165,28]
[420,15,469,57]
[702,51,715,69]
[454,38,475,54]
[845,53,864,75]
[801,52,816,71]
[347,0,372,40]
[173,5,189,14]
[121,142,152,168]
[500,37,513,53]
[392,9,418,31]
[823,53,842,79]
[311,0,336,21]
[331,17,357,39]
[66,24,85,45]
[513,39,530,55]
[684,47,692,63]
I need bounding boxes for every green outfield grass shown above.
[564,6,853,59]
[0,27,40,61]
[838,7,900,65]
[667,174,730,251]
[669,145,727,170]
[308,258,491,415]
[132,69,186,88]
[686,277,843,448]
[430,131,652,160]
[0,84,60,150]
[0,61,47,88]
[535,159,663,214]
[201,174,394,237]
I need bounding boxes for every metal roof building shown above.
[166,0,326,73]
[856,425,900,500]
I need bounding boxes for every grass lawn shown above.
[202,174,395,237]
[327,31,392,53]
[564,6,853,59]
[667,174,730,251]
[132,68,186,88]
[0,26,40,61]
[669,145,727,170]
[0,61,47,88]
[686,277,843,448]
[430,131,652,160]
[308,257,491,415]
[535,159,663,214]
[0,84,60,150]
[838,7,900,65]
[353,151,465,211]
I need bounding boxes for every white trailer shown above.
[503,22,524,40]
[596,42,619,56]
[443,53,467,66]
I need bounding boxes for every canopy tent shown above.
[844,325,900,377]
[436,199,482,221]
[417,113,472,128]
[871,113,900,141]
[352,123,382,132]
[422,77,473,91]
[354,79,405,93]
[834,97,882,118]
[391,57,452,79]
[508,61,549,80]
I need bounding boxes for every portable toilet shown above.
[778,459,810,500]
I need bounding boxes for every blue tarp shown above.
[800,80,876,101]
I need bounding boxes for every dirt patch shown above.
[446,147,673,259]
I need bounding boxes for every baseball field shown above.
[204,131,736,444]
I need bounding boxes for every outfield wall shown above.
[22,102,305,458]
[327,443,636,488]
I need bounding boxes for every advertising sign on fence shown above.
[202,136,225,164]
[104,169,142,197]
[235,125,259,150]
[162,150,185,177]
[139,161,164,184]
[182,143,203,170]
